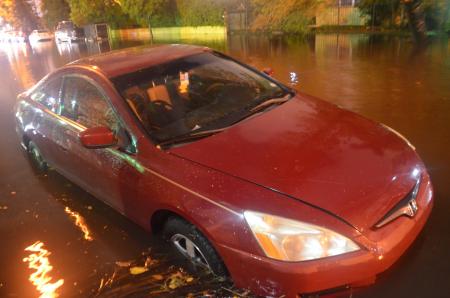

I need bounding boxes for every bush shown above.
[176,0,225,27]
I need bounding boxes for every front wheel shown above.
[28,141,48,172]
[163,216,228,276]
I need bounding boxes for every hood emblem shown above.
[374,178,421,228]
[406,198,418,217]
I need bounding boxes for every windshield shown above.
[112,52,289,144]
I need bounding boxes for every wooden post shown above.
[337,0,341,26]
[148,15,154,43]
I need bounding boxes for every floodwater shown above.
[0,33,449,297]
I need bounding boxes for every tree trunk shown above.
[442,0,450,32]
[403,0,428,44]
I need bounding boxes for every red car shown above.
[15,45,433,297]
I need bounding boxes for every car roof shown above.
[68,44,211,78]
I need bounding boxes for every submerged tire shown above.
[162,216,228,276]
[28,141,48,172]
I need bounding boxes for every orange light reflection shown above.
[23,241,64,298]
[64,207,93,241]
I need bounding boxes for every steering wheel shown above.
[152,100,173,111]
[204,82,225,96]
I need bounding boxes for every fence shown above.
[110,26,226,41]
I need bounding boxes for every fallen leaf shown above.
[151,274,164,281]
[165,272,194,290]
[129,266,148,275]
[144,256,157,267]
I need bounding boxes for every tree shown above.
[0,0,40,32]
[119,0,177,27]
[176,0,225,26]
[250,0,327,34]
[403,0,427,43]
[357,0,402,27]
[41,0,70,29]
[66,0,132,28]
[422,0,450,31]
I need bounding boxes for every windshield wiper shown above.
[157,94,292,149]
[250,95,290,113]
[157,128,227,149]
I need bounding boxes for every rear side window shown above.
[30,78,62,113]
[61,76,120,132]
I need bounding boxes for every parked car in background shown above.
[0,31,8,42]
[14,45,434,297]
[29,30,53,43]
[2,30,27,42]
[55,21,84,42]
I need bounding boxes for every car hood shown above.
[169,93,422,232]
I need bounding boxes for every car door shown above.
[26,76,64,167]
[54,74,136,212]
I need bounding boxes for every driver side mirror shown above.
[79,126,117,149]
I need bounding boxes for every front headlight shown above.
[244,211,359,262]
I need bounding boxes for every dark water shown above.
[0,34,449,297]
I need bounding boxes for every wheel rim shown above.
[170,234,210,269]
[31,146,45,168]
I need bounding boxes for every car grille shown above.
[374,176,421,229]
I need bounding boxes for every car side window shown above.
[30,78,62,113]
[61,76,120,133]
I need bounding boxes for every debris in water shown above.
[164,271,194,290]
[144,256,157,268]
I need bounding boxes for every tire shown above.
[28,141,48,172]
[163,216,228,276]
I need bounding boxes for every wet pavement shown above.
[0,34,449,297]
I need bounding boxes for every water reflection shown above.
[23,241,64,298]
[1,42,35,89]
[64,206,93,241]
[2,35,449,173]
[3,35,449,106]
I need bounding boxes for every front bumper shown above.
[218,177,433,297]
